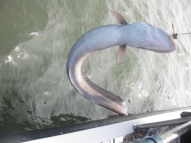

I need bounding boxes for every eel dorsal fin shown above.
[109,10,128,25]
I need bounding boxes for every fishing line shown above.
[172,24,191,39]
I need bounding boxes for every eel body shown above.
[66,10,176,115]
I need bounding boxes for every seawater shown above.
[0,0,191,134]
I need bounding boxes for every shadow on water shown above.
[0,88,89,135]
[0,113,90,135]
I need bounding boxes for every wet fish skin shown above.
[66,10,175,115]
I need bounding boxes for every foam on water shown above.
[0,0,191,133]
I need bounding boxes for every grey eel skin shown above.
[66,10,175,115]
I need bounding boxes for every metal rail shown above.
[134,116,191,130]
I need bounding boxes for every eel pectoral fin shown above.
[109,10,128,25]
[115,45,126,64]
